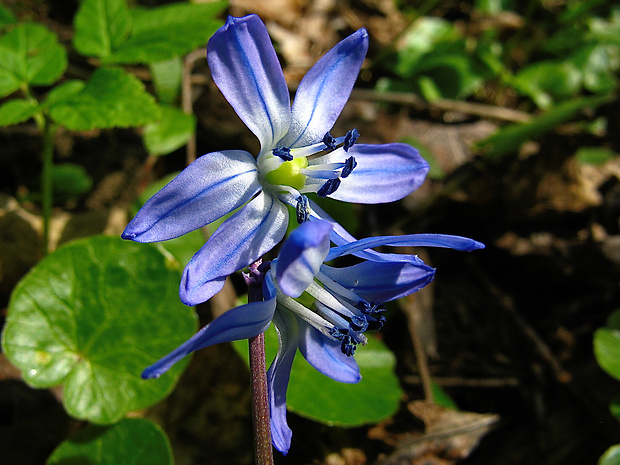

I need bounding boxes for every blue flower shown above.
[122,14,430,306]
[141,219,484,454]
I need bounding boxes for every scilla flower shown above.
[122,14,429,306]
[141,220,484,453]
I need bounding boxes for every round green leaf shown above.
[599,444,620,465]
[234,326,403,427]
[47,418,173,465]
[594,328,620,381]
[1,235,197,424]
[52,163,93,202]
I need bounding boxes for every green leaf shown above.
[150,57,183,104]
[513,61,582,109]
[143,104,196,156]
[1,235,197,424]
[599,444,620,465]
[52,163,94,202]
[477,95,612,159]
[47,418,173,465]
[0,22,67,97]
[431,382,459,410]
[44,80,87,106]
[105,1,226,64]
[594,328,620,381]
[394,17,461,78]
[0,98,39,126]
[607,310,620,331]
[234,326,403,427]
[575,146,617,165]
[73,0,132,58]
[610,396,620,424]
[570,43,619,94]
[0,5,16,29]
[48,67,160,130]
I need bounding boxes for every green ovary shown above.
[264,157,308,190]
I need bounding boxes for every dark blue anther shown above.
[366,315,386,331]
[358,301,385,315]
[273,146,292,161]
[341,337,356,356]
[350,315,368,332]
[341,156,357,178]
[343,129,359,152]
[317,178,341,197]
[296,195,310,224]
[322,132,337,150]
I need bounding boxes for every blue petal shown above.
[321,143,430,203]
[297,319,360,383]
[142,287,277,379]
[275,220,332,297]
[326,233,485,261]
[267,307,299,455]
[207,15,291,153]
[321,260,436,302]
[180,192,288,306]
[281,29,369,149]
[122,150,260,242]
[308,199,420,263]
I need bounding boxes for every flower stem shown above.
[248,277,274,465]
[41,119,55,255]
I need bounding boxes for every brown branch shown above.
[351,89,532,123]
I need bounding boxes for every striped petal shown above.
[180,192,288,306]
[281,28,369,148]
[122,150,260,242]
[207,15,291,153]
[142,276,277,379]
[275,220,332,297]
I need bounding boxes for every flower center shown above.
[260,130,360,200]
[264,156,308,190]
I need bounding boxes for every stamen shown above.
[366,315,386,330]
[296,195,310,223]
[343,129,359,152]
[273,146,292,161]
[350,314,369,332]
[317,178,341,197]
[341,156,357,178]
[323,132,337,150]
[329,328,357,356]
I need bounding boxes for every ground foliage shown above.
[1,0,620,464]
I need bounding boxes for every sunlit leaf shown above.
[47,418,173,465]
[1,236,197,424]
[0,98,39,126]
[599,444,620,465]
[594,328,620,382]
[48,67,160,130]
[0,22,67,97]
[73,0,132,58]
[105,1,226,64]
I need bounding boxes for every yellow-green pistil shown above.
[264,157,308,191]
